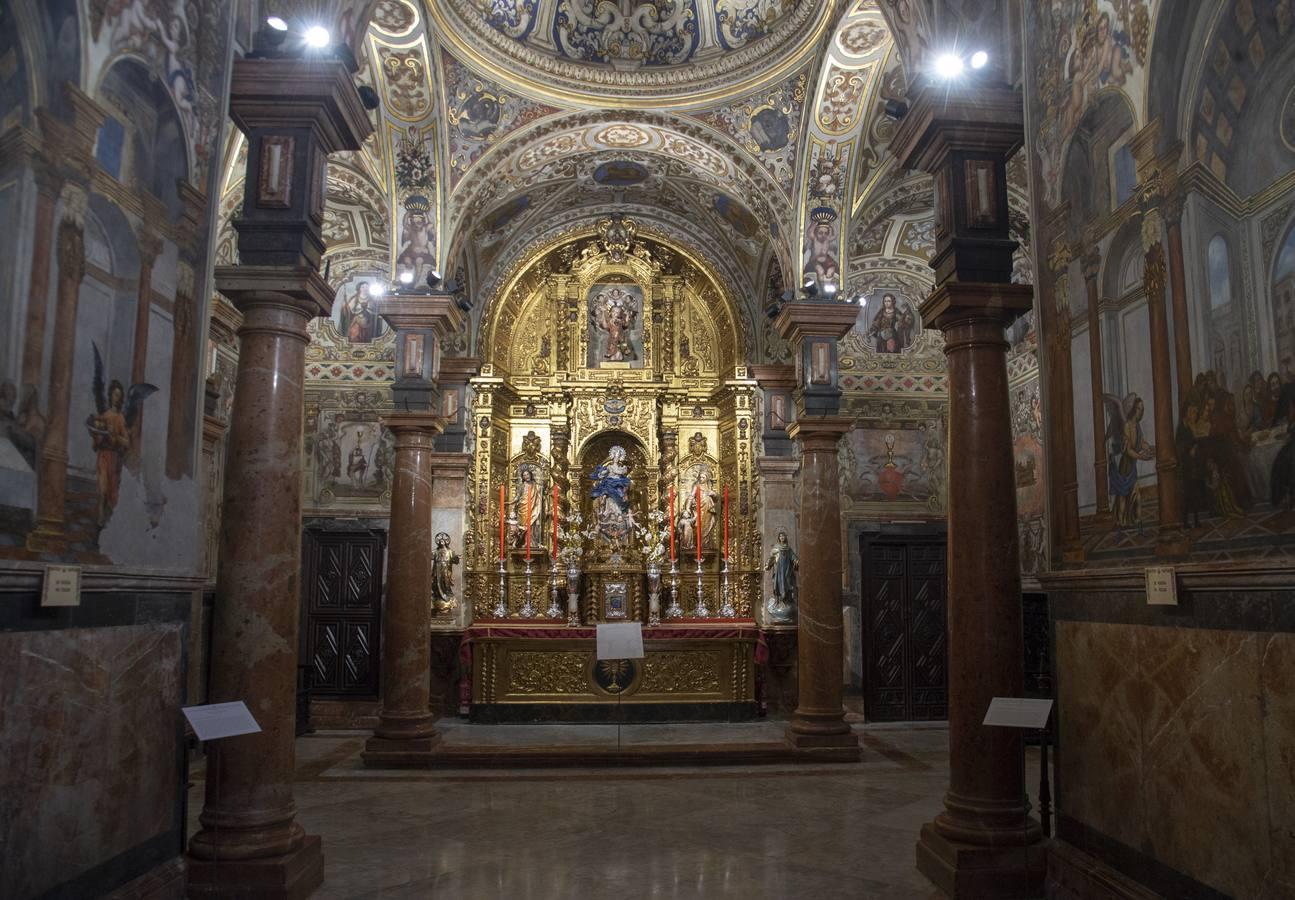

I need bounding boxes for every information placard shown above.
[41,565,81,607]
[983,697,1053,729]
[182,701,262,741]
[1145,566,1178,606]
[595,622,644,660]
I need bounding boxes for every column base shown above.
[916,822,1046,899]
[361,733,441,768]
[187,834,323,900]
[1154,528,1191,557]
[26,524,68,553]
[785,719,860,760]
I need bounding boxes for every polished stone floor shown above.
[187,721,1048,899]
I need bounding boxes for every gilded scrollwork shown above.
[507,651,591,694]
[640,651,723,693]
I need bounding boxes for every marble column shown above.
[785,416,853,750]
[186,275,333,897]
[891,79,1046,896]
[362,413,442,765]
[27,185,87,553]
[363,292,463,768]
[20,160,62,392]
[1142,213,1187,552]
[1163,194,1193,401]
[1081,251,1109,519]
[774,301,858,758]
[188,53,371,899]
[1046,238,1084,562]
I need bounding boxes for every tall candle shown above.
[523,485,533,561]
[695,485,702,559]
[723,485,729,561]
[552,483,559,558]
[499,484,505,562]
[668,487,676,561]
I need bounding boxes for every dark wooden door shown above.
[862,535,948,722]
[301,530,385,698]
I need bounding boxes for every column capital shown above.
[135,224,166,267]
[382,410,445,438]
[375,292,465,339]
[215,265,335,320]
[920,282,1034,333]
[890,83,1024,173]
[772,301,857,345]
[787,416,851,451]
[1080,250,1102,284]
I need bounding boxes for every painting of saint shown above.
[396,198,435,283]
[85,343,157,527]
[331,277,388,343]
[587,284,643,367]
[1104,393,1154,528]
[750,106,790,152]
[804,217,838,282]
[590,445,633,553]
[679,462,719,555]
[863,291,918,354]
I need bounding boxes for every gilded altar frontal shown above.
[4,1,1294,898]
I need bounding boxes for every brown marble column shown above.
[20,160,62,392]
[27,185,87,553]
[186,276,332,898]
[785,416,854,751]
[1163,194,1193,401]
[891,78,1046,896]
[1046,239,1084,562]
[126,228,163,472]
[1082,250,1109,519]
[188,52,371,899]
[363,414,442,765]
[774,301,858,759]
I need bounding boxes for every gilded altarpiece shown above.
[462,221,760,716]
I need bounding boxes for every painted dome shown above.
[429,0,831,107]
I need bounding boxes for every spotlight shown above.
[456,294,472,313]
[304,26,331,49]
[398,270,414,285]
[265,16,288,30]
[371,283,386,297]
[426,270,442,290]
[820,279,839,301]
[970,50,988,70]
[765,299,783,320]
[846,293,866,306]
[357,85,380,111]
[801,274,818,298]
[934,53,964,80]
[883,98,909,120]
[442,278,459,294]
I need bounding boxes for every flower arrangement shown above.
[632,510,671,567]
[555,509,597,569]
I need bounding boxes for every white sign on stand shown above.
[983,697,1053,730]
[182,701,262,741]
[596,622,644,660]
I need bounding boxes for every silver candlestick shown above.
[493,557,508,618]
[665,559,683,619]
[719,557,736,618]
[519,557,536,618]
[545,560,561,619]
[693,552,709,618]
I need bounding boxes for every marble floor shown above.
[187,721,1049,899]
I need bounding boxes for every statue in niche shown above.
[510,463,544,550]
[588,284,642,365]
[431,532,459,615]
[764,531,799,624]
[677,432,719,555]
[590,445,634,555]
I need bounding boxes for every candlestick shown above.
[668,487,676,562]
[520,556,535,618]
[695,485,702,560]
[498,484,505,562]
[719,555,735,618]
[494,556,507,618]
[546,558,561,619]
[666,558,682,619]
[723,485,729,561]
[551,483,558,558]
[523,485,532,562]
[694,552,708,618]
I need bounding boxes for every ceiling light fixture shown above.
[304,25,331,49]
[265,16,288,30]
[970,50,989,70]
[934,53,964,80]
[398,271,414,285]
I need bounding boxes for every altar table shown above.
[459,624,766,723]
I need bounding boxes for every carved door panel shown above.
[302,530,385,698]
[862,535,947,722]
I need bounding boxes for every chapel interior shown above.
[1,1,1293,899]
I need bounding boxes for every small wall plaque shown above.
[41,565,81,607]
[1145,566,1178,606]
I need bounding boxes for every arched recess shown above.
[478,224,747,380]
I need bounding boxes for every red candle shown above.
[552,483,559,558]
[498,484,505,562]
[523,485,533,561]
[723,485,729,561]
[668,487,676,561]
[695,485,702,559]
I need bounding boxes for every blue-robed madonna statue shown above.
[590,445,633,550]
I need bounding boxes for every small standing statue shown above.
[430,532,460,615]
[764,530,799,624]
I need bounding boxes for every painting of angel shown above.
[85,342,157,527]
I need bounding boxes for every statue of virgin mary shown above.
[590,445,633,553]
